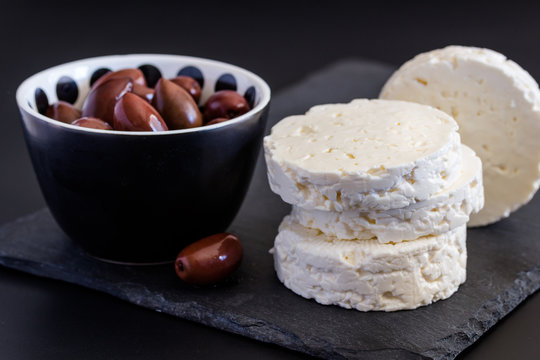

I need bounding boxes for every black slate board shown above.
[1,60,539,360]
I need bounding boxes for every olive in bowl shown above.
[16,54,271,263]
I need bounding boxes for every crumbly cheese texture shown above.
[291,145,483,242]
[264,99,462,211]
[380,46,540,226]
[273,217,467,312]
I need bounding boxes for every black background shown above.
[1,1,539,359]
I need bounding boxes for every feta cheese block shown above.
[380,46,540,226]
[291,145,483,243]
[264,99,462,211]
[273,217,467,312]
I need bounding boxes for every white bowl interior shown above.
[16,54,271,134]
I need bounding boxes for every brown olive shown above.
[175,233,243,285]
[152,78,203,130]
[113,92,168,132]
[72,117,113,130]
[170,76,202,103]
[205,117,229,126]
[203,90,250,122]
[45,101,82,124]
[132,83,155,102]
[91,68,146,89]
[82,77,133,125]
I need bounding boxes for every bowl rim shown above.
[15,53,271,136]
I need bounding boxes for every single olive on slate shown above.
[45,101,82,124]
[205,117,229,126]
[113,92,168,132]
[132,83,155,103]
[175,233,243,285]
[170,76,202,103]
[203,90,250,122]
[91,68,146,89]
[82,77,133,125]
[72,117,113,130]
[152,78,203,130]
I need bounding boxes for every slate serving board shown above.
[1,60,539,360]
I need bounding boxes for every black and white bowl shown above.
[16,54,271,263]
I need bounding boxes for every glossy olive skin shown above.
[72,117,113,130]
[175,233,242,285]
[132,83,155,102]
[92,68,146,89]
[152,78,203,129]
[82,77,133,125]
[170,76,202,103]
[45,101,82,124]
[113,92,168,132]
[203,90,250,122]
[205,117,229,126]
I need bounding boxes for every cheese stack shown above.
[263,99,484,311]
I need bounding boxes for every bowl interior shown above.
[16,54,271,134]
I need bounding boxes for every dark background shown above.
[1,1,539,359]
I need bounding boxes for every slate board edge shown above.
[1,244,538,360]
[0,247,429,360]
[424,265,540,360]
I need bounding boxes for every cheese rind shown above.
[380,45,540,226]
[291,145,483,242]
[273,217,467,312]
[264,99,462,211]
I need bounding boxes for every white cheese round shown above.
[264,99,462,211]
[273,217,467,312]
[380,46,540,226]
[291,145,483,243]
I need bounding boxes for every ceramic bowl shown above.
[16,54,271,263]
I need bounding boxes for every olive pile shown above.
[44,68,251,131]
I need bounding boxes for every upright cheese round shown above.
[380,46,540,226]
[264,99,461,211]
[291,145,483,243]
[273,217,467,312]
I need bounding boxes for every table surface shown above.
[1,1,539,359]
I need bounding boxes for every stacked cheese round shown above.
[264,99,484,311]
